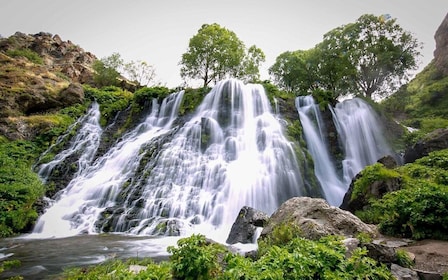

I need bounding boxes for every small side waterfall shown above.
[36,101,102,182]
[31,91,184,238]
[295,96,346,206]
[331,98,395,185]
[296,96,395,206]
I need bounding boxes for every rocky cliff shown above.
[0,32,96,140]
[434,12,448,75]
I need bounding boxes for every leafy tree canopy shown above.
[180,23,265,87]
[270,14,421,101]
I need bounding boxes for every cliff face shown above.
[434,12,448,75]
[0,32,97,140]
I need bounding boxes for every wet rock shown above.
[226,206,269,244]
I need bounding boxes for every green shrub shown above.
[351,163,401,200]
[84,85,133,126]
[178,87,208,116]
[167,234,226,280]
[6,48,43,65]
[62,258,172,280]
[133,86,171,106]
[0,144,45,237]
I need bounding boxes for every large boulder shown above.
[404,128,448,163]
[434,12,448,76]
[226,206,269,244]
[260,197,377,241]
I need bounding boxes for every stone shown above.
[434,12,448,76]
[404,128,448,163]
[391,264,419,280]
[260,197,377,241]
[226,206,269,244]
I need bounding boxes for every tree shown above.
[92,52,123,87]
[319,14,421,100]
[239,45,266,83]
[269,49,318,93]
[180,23,264,87]
[124,60,157,86]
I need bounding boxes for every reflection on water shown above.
[0,234,178,279]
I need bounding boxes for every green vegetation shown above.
[355,149,448,240]
[0,141,45,237]
[84,85,133,126]
[180,23,265,87]
[6,48,44,65]
[270,14,420,101]
[60,232,393,280]
[178,87,209,116]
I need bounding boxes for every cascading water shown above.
[107,79,305,241]
[32,79,306,241]
[295,96,346,206]
[35,101,102,182]
[331,97,396,185]
[31,91,184,238]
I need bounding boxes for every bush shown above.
[0,143,45,237]
[6,48,43,65]
[167,234,225,280]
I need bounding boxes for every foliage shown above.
[178,87,209,116]
[320,14,421,100]
[167,234,226,280]
[124,60,157,87]
[180,23,265,87]
[92,53,123,87]
[271,14,421,101]
[6,48,43,65]
[396,248,414,268]
[133,86,171,107]
[225,235,393,280]
[61,258,172,280]
[351,163,401,200]
[269,49,317,94]
[84,85,133,126]
[0,141,45,237]
[355,149,448,240]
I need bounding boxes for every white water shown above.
[36,101,102,182]
[31,79,305,242]
[331,98,395,185]
[295,96,346,206]
[124,79,305,242]
[30,92,184,238]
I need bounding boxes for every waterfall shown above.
[31,91,184,238]
[114,79,305,240]
[36,101,102,182]
[295,96,346,206]
[31,79,305,240]
[331,98,395,185]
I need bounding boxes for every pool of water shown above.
[0,234,179,279]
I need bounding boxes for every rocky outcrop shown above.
[404,128,448,163]
[434,13,448,76]
[340,155,401,212]
[0,32,96,83]
[226,206,269,244]
[260,197,377,241]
